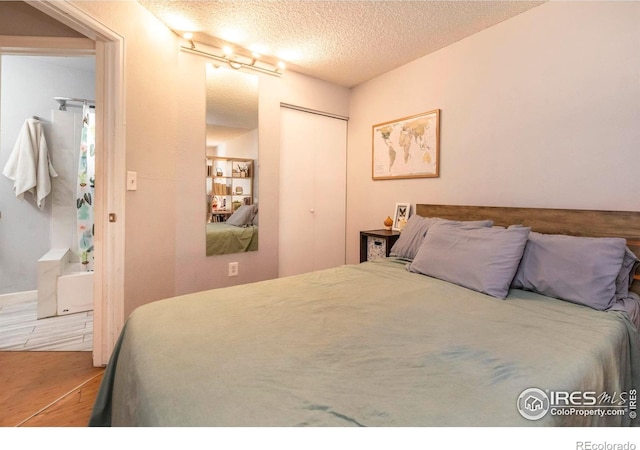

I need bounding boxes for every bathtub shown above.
[37,249,94,319]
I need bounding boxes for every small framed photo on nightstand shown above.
[393,203,410,231]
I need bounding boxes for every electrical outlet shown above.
[228,262,239,277]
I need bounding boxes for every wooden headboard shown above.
[416,204,640,294]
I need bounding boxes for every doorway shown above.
[0,1,126,366]
[0,54,96,351]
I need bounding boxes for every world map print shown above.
[372,110,439,179]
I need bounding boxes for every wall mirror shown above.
[205,65,259,256]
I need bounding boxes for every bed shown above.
[206,222,258,256]
[206,204,259,256]
[90,204,640,427]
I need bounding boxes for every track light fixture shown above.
[179,33,284,77]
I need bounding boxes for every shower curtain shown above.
[77,103,95,269]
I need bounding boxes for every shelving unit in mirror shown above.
[206,157,254,223]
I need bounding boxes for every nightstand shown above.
[360,229,401,262]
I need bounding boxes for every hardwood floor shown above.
[0,351,104,427]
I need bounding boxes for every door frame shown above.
[24,0,126,366]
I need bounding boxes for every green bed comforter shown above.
[206,223,258,256]
[90,258,639,426]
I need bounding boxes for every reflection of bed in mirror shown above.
[206,204,258,256]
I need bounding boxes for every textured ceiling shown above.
[139,0,545,88]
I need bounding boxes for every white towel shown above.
[2,117,58,208]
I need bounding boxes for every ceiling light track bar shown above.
[180,46,282,77]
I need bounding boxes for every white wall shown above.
[213,129,259,160]
[174,53,350,295]
[72,1,350,315]
[72,1,181,317]
[0,55,94,294]
[0,1,82,37]
[346,1,640,263]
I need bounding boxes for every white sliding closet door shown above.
[279,106,347,277]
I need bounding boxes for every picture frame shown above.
[372,109,440,180]
[393,203,410,231]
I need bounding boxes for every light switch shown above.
[127,171,137,191]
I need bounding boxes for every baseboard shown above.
[0,290,37,307]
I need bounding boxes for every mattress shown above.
[90,258,639,426]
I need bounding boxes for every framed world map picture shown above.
[372,109,440,180]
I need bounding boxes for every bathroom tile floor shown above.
[0,291,92,351]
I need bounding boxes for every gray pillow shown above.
[226,205,255,226]
[610,292,640,330]
[251,203,259,226]
[511,232,627,311]
[408,222,530,299]
[390,216,493,260]
[389,215,434,260]
[616,247,640,299]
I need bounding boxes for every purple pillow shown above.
[511,232,627,311]
[226,205,256,226]
[616,247,639,299]
[408,222,530,299]
[390,216,493,260]
[389,216,436,260]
